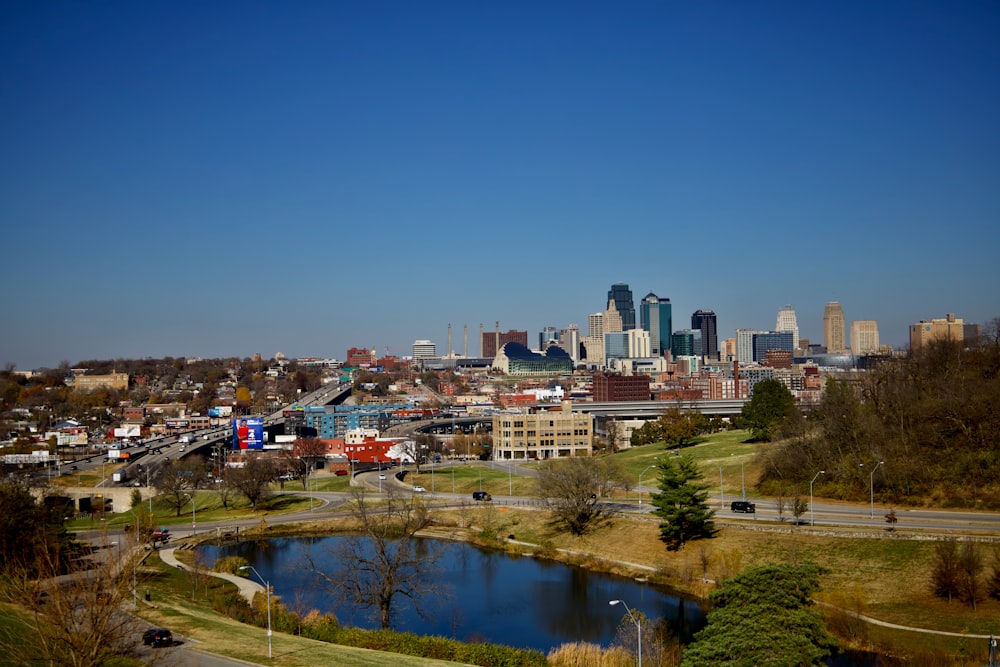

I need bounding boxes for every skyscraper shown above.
[823,302,848,353]
[640,293,672,356]
[607,283,636,330]
[850,320,880,355]
[775,305,799,350]
[691,309,719,360]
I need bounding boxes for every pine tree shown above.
[650,454,718,551]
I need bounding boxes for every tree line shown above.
[755,330,1000,509]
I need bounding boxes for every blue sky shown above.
[2,1,998,369]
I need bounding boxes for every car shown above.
[412,485,426,493]
[70,465,78,471]
[152,528,170,541]
[141,627,173,648]
[334,469,348,476]
[378,474,386,480]
[472,491,492,502]
[731,501,756,513]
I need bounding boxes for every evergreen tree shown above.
[650,454,718,551]
[681,563,838,666]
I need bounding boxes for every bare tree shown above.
[931,539,961,603]
[958,542,984,610]
[0,541,142,666]
[154,461,191,517]
[309,488,441,629]
[231,455,274,511]
[535,456,607,536]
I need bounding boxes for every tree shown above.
[0,481,77,578]
[0,545,142,666]
[231,455,274,511]
[931,539,961,603]
[957,542,984,610]
[681,563,838,667]
[656,407,707,449]
[650,454,718,551]
[154,461,192,517]
[309,488,439,629]
[739,379,798,442]
[535,456,608,536]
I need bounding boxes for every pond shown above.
[198,536,707,653]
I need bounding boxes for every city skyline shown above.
[2,2,998,370]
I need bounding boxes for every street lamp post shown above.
[638,465,657,506]
[810,470,825,527]
[741,461,746,500]
[719,465,724,511]
[609,599,641,667]
[867,461,884,519]
[239,565,272,659]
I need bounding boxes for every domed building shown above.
[490,342,573,376]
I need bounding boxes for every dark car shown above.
[142,627,173,648]
[731,500,756,513]
[472,491,492,502]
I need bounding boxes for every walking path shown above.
[160,545,264,603]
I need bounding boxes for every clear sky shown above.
[2,1,998,369]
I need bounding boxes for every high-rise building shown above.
[671,329,702,357]
[608,283,636,330]
[560,325,580,362]
[909,314,965,351]
[823,302,848,353]
[603,299,623,333]
[539,326,559,349]
[412,340,436,359]
[775,305,800,350]
[736,329,765,363]
[752,332,794,363]
[691,309,719,360]
[850,320,880,355]
[640,293,672,356]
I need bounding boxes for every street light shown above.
[866,461,884,519]
[609,599,641,667]
[810,470,825,527]
[239,565,272,659]
[638,465,657,506]
[718,465,724,511]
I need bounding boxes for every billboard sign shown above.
[114,426,142,438]
[233,417,264,450]
[208,406,233,418]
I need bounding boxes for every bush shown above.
[212,555,248,575]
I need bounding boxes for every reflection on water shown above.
[198,536,706,652]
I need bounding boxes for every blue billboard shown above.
[233,417,264,450]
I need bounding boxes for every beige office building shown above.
[909,314,964,351]
[823,302,848,353]
[492,400,593,460]
[850,320,880,355]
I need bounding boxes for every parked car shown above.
[142,627,173,648]
[731,501,756,513]
[472,491,492,502]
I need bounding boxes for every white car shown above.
[378,474,387,480]
[412,485,426,493]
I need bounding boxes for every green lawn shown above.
[611,429,762,499]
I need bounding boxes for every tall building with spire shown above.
[775,305,800,350]
[823,302,848,353]
[691,309,719,360]
[607,282,636,330]
[641,293,672,356]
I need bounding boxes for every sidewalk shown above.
[159,546,264,603]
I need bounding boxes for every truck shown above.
[178,434,192,444]
[112,470,127,483]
